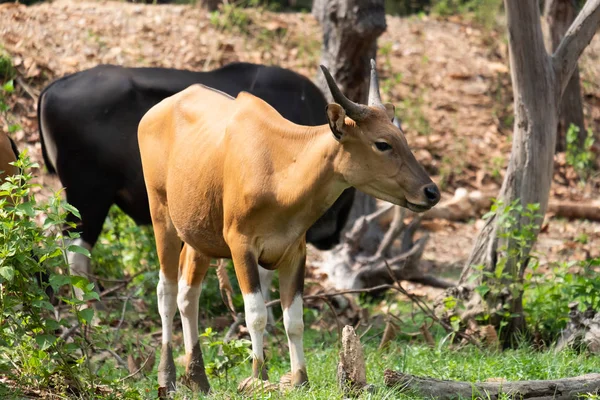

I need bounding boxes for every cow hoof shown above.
[279,370,309,390]
[158,344,177,395]
[237,377,278,394]
[182,342,210,393]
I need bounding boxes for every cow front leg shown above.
[231,250,269,382]
[279,244,308,387]
[177,245,210,393]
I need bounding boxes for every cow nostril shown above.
[424,184,440,204]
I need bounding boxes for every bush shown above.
[0,153,99,396]
[524,259,600,343]
[566,123,595,182]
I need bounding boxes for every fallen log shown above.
[384,370,600,400]
[395,188,600,222]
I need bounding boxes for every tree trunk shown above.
[312,0,387,233]
[544,0,586,152]
[459,0,600,344]
[199,0,222,12]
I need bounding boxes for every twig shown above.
[118,348,157,382]
[110,294,132,347]
[318,295,343,339]
[382,261,480,347]
[59,324,79,342]
[104,348,128,369]
[15,76,39,102]
[264,284,397,308]
[224,313,245,343]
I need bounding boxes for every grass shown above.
[92,312,600,399]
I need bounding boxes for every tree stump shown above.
[337,325,368,396]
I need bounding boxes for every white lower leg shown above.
[243,291,268,375]
[66,238,92,300]
[283,295,305,374]
[158,271,178,345]
[258,267,275,328]
[177,279,202,355]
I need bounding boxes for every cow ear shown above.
[326,103,346,141]
[384,103,395,122]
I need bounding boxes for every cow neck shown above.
[275,123,350,220]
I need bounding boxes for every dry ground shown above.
[1,0,600,280]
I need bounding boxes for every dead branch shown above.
[374,206,405,259]
[120,349,156,382]
[264,280,478,347]
[384,370,600,400]
[553,0,600,96]
[224,313,245,343]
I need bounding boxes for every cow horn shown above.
[368,59,384,107]
[320,65,368,121]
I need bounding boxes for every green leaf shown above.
[16,201,35,217]
[35,334,56,351]
[3,80,14,93]
[70,275,89,290]
[475,284,490,297]
[0,266,15,282]
[79,308,95,325]
[62,203,81,219]
[32,299,55,312]
[83,291,100,301]
[49,274,71,290]
[67,244,91,258]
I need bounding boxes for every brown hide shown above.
[139,77,438,390]
[0,134,18,183]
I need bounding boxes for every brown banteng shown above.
[138,60,440,393]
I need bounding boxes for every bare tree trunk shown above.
[199,0,222,11]
[313,0,387,233]
[544,0,586,152]
[459,0,600,344]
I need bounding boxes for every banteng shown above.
[138,60,440,393]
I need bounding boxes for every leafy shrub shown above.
[200,327,251,380]
[0,153,99,396]
[524,259,600,343]
[432,0,502,29]
[566,123,595,182]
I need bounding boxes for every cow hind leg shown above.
[177,245,210,393]
[258,267,276,330]
[148,200,181,394]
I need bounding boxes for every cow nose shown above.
[423,183,440,205]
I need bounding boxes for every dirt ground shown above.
[1,0,599,280]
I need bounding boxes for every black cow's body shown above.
[39,63,355,253]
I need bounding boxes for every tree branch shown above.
[553,0,600,96]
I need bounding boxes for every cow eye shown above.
[375,141,392,152]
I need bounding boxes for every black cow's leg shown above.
[63,185,116,302]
